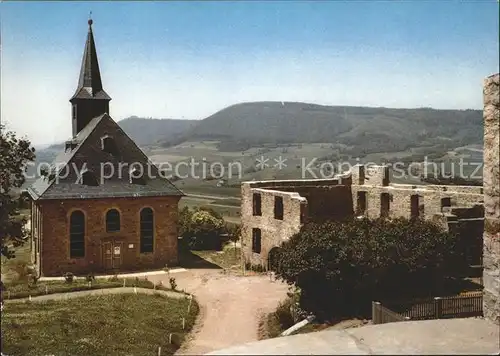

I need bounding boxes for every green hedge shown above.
[274,217,465,321]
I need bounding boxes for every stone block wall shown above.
[351,184,483,221]
[241,170,484,269]
[241,182,306,267]
[482,73,500,324]
[278,185,353,221]
[35,196,180,276]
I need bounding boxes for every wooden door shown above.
[112,242,122,269]
[102,242,113,270]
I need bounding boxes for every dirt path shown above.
[149,269,288,355]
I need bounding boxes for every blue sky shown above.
[1,1,499,145]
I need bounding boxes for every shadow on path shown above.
[178,250,222,270]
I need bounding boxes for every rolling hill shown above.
[27,102,483,187]
[117,116,195,146]
[158,102,483,154]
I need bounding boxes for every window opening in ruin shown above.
[253,193,262,216]
[410,195,420,218]
[274,196,284,220]
[380,193,390,218]
[300,203,307,224]
[357,191,367,215]
[441,197,452,211]
[252,228,261,253]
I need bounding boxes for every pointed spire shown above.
[70,16,111,101]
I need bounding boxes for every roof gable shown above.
[28,114,183,200]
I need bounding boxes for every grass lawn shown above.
[2,276,175,300]
[1,293,199,356]
[1,244,177,299]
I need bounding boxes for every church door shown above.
[102,241,123,271]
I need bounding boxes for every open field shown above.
[23,140,483,226]
[26,138,483,194]
[1,293,199,356]
[179,196,241,224]
[161,141,483,193]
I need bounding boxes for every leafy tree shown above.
[0,125,36,258]
[190,209,224,237]
[178,206,193,238]
[178,206,225,250]
[226,223,241,243]
[274,217,463,321]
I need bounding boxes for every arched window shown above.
[106,209,120,232]
[69,210,85,258]
[140,208,154,253]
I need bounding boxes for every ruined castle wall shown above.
[240,183,306,267]
[277,186,353,221]
[241,162,484,270]
[351,184,483,220]
[482,73,500,324]
[246,178,340,189]
[391,184,483,195]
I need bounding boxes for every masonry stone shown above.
[482,73,500,324]
[241,171,484,270]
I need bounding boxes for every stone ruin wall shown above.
[240,73,499,325]
[482,73,499,324]
[240,184,306,267]
[241,170,484,269]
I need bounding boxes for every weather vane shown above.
[88,11,93,25]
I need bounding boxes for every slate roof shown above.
[70,20,111,101]
[27,113,184,200]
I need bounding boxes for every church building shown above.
[27,19,184,277]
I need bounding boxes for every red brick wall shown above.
[38,196,180,276]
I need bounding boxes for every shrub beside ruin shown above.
[274,217,466,321]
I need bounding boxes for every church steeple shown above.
[70,16,111,137]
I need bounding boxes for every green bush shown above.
[274,298,295,331]
[169,277,177,291]
[179,207,225,250]
[244,262,266,273]
[63,272,74,283]
[85,273,95,283]
[274,217,464,321]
